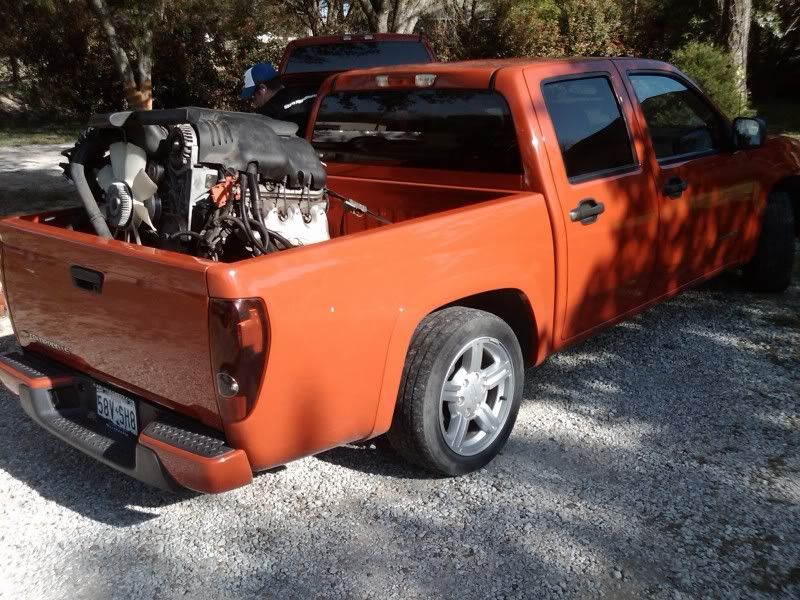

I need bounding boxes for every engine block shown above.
[71,108,330,260]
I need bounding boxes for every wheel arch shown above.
[437,288,538,367]
[368,286,540,439]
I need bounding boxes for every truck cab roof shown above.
[327,57,676,91]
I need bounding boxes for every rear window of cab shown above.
[312,89,523,174]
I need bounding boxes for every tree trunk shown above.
[727,0,751,98]
[396,16,419,34]
[9,55,20,85]
[285,0,356,35]
[360,0,390,32]
[135,28,154,110]
[719,0,751,101]
[87,0,155,109]
[393,0,427,33]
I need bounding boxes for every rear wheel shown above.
[743,192,796,293]
[387,307,524,476]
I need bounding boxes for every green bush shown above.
[153,2,286,111]
[561,0,624,56]
[671,41,747,118]
[422,0,564,62]
[0,0,294,118]
[424,0,629,62]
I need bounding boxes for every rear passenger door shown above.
[527,63,661,340]
[622,70,757,289]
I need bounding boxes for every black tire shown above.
[386,307,524,476]
[742,192,796,293]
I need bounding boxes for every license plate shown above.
[95,386,138,436]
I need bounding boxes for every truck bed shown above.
[5,176,519,244]
[325,175,521,237]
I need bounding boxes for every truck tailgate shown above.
[0,217,220,429]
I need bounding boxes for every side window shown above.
[629,74,725,161]
[542,76,636,181]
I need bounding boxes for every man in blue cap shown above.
[240,62,280,111]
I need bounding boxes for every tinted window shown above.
[542,77,636,180]
[629,74,725,160]
[312,90,522,173]
[284,41,431,74]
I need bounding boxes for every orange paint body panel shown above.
[0,220,222,429]
[0,58,798,492]
[139,433,253,493]
[206,189,555,469]
[0,358,72,395]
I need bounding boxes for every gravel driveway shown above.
[1,264,798,600]
[0,146,798,599]
[0,144,79,216]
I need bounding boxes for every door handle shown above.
[569,198,605,225]
[662,176,688,198]
[70,265,104,294]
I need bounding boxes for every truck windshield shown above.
[284,41,431,74]
[312,89,523,173]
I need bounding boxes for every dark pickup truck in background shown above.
[259,33,435,133]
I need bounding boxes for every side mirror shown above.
[732,116,766,149]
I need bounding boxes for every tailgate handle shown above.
[70,266,104,294]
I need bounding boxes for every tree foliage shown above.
[423,1,563,61]
[426,0,624,60]
[282,1,366,34]
[750,0,800,98]
[153,0,289,110]
[560,0,623,56]
[0,0,797,118]
[0,1,125,116]
[87,0,166,109]
[356,0,439,33]
[671,41,747,117]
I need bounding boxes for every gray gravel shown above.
[1,266,798,600]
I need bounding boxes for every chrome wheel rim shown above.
[438,336,514,457]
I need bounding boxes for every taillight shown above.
[209,298,269,423]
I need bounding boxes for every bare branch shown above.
[87,0,136,88]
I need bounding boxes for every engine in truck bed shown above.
[65,108,329,261]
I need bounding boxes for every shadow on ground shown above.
[0,334,193,526]
[0,257,798,599]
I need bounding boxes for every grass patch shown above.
[0,120,82,146]
[754,99,800,139]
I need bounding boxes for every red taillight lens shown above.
[209,298,269,423]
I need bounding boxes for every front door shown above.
[528,63,661,341]
[623,71,757,291]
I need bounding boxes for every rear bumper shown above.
[0,351,253,494]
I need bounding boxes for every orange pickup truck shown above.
[0,58,797,493]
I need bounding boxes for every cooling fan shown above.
[95,142,158,242]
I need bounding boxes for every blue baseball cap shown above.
[240,63,279,99]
